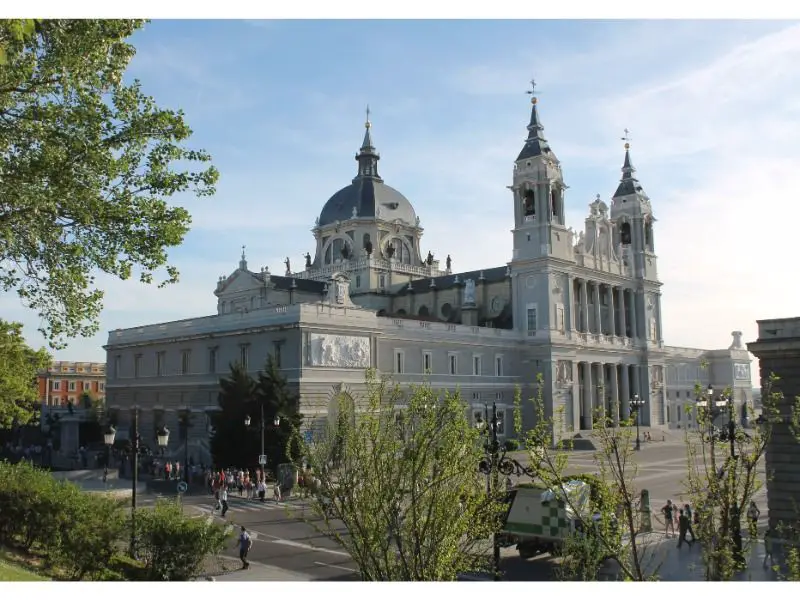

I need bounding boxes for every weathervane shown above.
[621,128,632,149]
[365,105,371,128]
[241,245,246,260]
[525,78,541,104]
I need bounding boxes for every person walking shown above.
[677,509,693,548]
[662,500,676,538]
[238,526,253,570]
[220,486,229,518]
[748,501,761,533]
[683,504,696,542]
[763,527,775,569]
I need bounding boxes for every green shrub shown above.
[52,491,128,580]
[504,439,520,452]
[107,554,148,581]
[135,499,229,581]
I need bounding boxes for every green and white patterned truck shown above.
[499,480,594,559]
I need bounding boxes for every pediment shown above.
[215,269,267,297]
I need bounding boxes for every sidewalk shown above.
[199,556,312,581]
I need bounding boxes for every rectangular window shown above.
[495,355,504,377]
[181,350,191,375]
[156,351,166,377]
[496,392,504,402]
[208,347,218,373]
[68,381,76,392]
[473,355,482,376]
[68,396,76,404]
[99,383,105,392]
[394,350,405,374]
[423,351,432,374]
[239,344,249,370]
[355,275,361,288]
[134,354,142,378]
[448,353,458,375]
[555,303,565,332]
[526,303,538,336]
[379,275,386,288]
[83,381,91,391]
[114,355,121,378]
[52,381,60,391]
[472,392,481,401]
[273,342,283,368]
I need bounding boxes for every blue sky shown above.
[4,19,800,384]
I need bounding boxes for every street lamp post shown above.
[630,394,646,451]
[103,422,116,481]
[180,411,191,484]
[245,410,281,471]
[475,401,537,582]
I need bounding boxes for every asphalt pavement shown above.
[136,438,772,582]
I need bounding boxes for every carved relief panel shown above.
[556,360,573,386]
[309,334,371,369]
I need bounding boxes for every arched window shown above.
[220,301,227,314]
[389,238,411,264]
[418,305,429,317]
[440,303,452,320]
[523,189,536,217]
[551,189,559,217]
[644,220,654,250]
[396,309,407,316]
[620,222,632,245]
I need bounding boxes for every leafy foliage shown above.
[682,380,771,581]
[210,355,302,471]
[134,499,229,581]
[517,376,659,581]
[0,19,219,348]
[0,319,51,428]
[290,371,501,581]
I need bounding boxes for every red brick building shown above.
[38,361,106,407]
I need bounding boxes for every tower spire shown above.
[517,78,555,162]
[239,245,248,270]
[613,129,645,198]
[354,107,382,182]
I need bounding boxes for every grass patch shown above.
[0,558,49,581]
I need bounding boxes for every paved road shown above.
[137,439,771,581]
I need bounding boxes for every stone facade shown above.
[747,317,800,531]
[104,93,750,464]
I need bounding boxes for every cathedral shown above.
[104,88,752,462]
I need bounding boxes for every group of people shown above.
[661,498,764,552]
[207,467,284,517]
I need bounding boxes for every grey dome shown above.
[319,179,417,227]
[318,115,417,228]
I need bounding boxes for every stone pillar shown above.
[639,489,652,533]
[580,279,589,333]
[621,363,631,420]
[571,362,581,432]
[566,275,575,331]
[609,286,617,337]
[619,287,628,338]
[593,282,602,335]
[630,290,639,340]
[594,362,604,423]
[610,362,620,426]
[581,362,593,430]
[655,293,663,343]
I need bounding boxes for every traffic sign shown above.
[258,454,267,465]
[177,481,188,493]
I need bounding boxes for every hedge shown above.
[0,460,229,580]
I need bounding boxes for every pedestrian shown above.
[273,480,282,502]
[677,508,693,548]
[257,479,266,502]
[748,501,761,531]
[763,527,775,568]
[238,526,253,570]
[220,486,229,517]
[662,500,676,537]
[683,504,696,542]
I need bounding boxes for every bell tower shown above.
[510,81,570,263]
[509,81,571,340]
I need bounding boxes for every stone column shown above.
[610,362,620,426]
[593,282,602,335]
[580,279,589,332]
[620,364,631,420]
[630,290,639,340]
[581,362,593,430]
[619,288,628,338]
[655,293,663,343]
[609,286,617,337]
[566,275,575,331]
[594,362,605,423]
[571,362,581,431]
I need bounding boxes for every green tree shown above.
[291,371,501,581]
[0,19,219,348]
[210,356,302,470]
[682,380,772,581]
[0,319,50,428]
[518,376,659,581]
